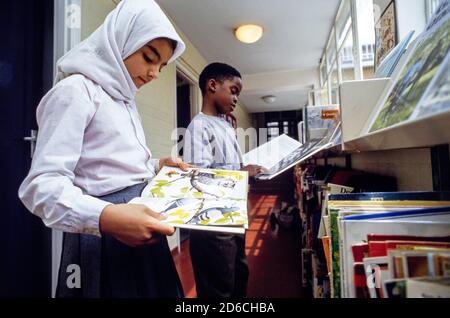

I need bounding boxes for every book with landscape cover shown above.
[369,0,450,132]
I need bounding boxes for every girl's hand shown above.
[241,164,264,177]
[159,157,194,171]
[99,203,175,247]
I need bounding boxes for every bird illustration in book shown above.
[148,166,246,200]
[160,198,199,212]
[179,169,237,198]
[160,198,241,225]
[188,205,241,225]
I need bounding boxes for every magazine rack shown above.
[339,78,391,145]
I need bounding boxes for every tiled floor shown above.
[172,193,304,298]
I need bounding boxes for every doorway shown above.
[176,71,196,244]
[0,0,54,297]
[176,73,192,157]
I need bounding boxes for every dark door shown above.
[0,0,53,297]
[176,75,191,157]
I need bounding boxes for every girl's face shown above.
[124,38,174,89]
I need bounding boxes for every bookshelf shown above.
[344,111,450,152]
[293,1,450,297]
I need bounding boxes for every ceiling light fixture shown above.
[235,24,263,44]
[262,95,276,104]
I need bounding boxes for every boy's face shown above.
[210,76,243,114]
[124,38,174,89]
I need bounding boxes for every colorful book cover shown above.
[329,209,341,298]
[353,262,371,298]
[363,256,389,298]
[303,105,340,141]
[388,249,408,278]
[368,240,450,257]
[327,194,450,298]
[318,183,354,238]
[402,250,450,278]
[329,191,450,203]
[369,1,450,132]
[340,218,450,298]
[322,236,332,275]
[406,277,450,298]
[410,44,450,120]
[383,278,407,298]
[389,249,450,279]
[434,254,450,276]
[130,167,249,234]
[403,252,434,278]
[368,234,450,243]
[374,31,415,78]
[343,206,450,221]
[352,243,369,262]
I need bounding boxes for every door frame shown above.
[175,59,201,120]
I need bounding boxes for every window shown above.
[320,0,354,99]
[267,122,279,141]
[283,121,289,135]
[321,81,330,104]
[356,0,376,79]
[320,0,437,99]
[336,0,352,48]
[340,27,356,81]
[320,58,327,87]
[326,29,337,74]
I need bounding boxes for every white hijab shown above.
[55,0,185,102]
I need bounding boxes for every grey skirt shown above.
[55,182,183,298]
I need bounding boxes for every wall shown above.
[234,102,253,130]
[81,0,115,39]
[396,0,427,41]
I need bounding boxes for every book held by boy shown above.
[243,134,335,181]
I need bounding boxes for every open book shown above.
[243,125,340,181]
[129,166,249,234]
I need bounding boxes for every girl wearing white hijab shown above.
[19,0,188,297]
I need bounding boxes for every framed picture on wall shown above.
[374,1,398,69]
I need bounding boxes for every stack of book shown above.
[323,192,450,298]
[294,163,397,298]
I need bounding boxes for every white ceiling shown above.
[158,0,340,112]
[240,89,309,113]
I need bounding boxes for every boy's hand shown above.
[159,157,194,171]
[99,204,175,247]
[241,164,264,177]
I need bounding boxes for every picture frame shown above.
[374,1,398,69]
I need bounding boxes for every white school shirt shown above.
[183,112,243,171]
[18,74,159,236]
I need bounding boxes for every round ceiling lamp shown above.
[235,24,263,44]
[262,95,276,104]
